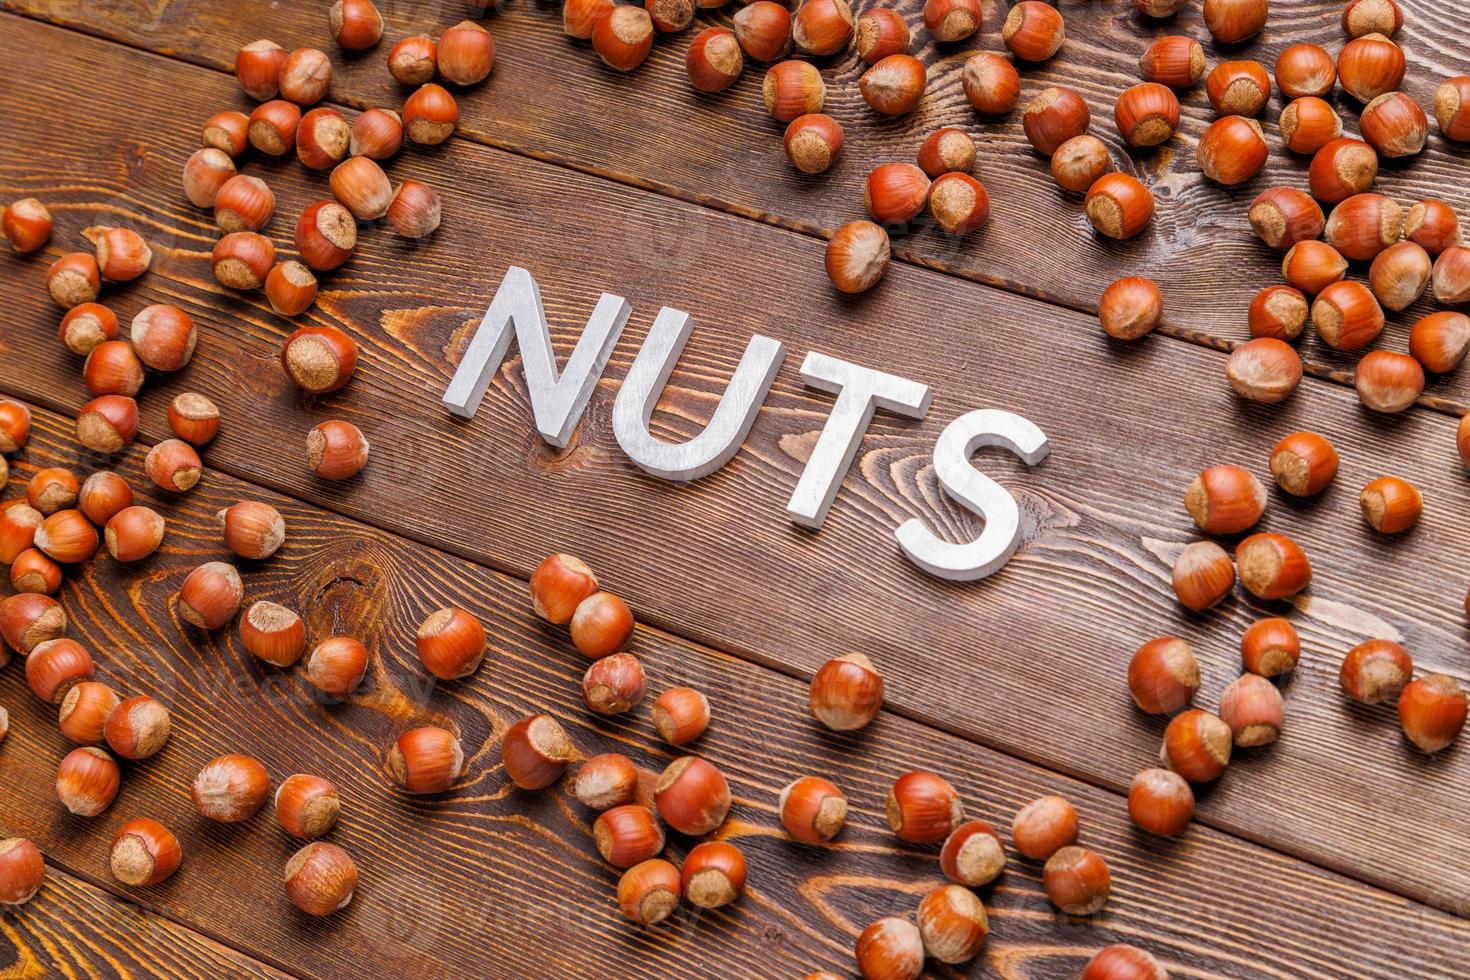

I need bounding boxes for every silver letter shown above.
[442,266,631,449]
[612,309,784,481]
[787,352,932,529]
[896,410,1050,581]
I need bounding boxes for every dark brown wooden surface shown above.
[0,863,288,978]
[7,0,1470,409]
[3,399,1468,980]
[2,3,1470,976]
[3,12,1470,917]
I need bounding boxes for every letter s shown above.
[895,410,1049,582]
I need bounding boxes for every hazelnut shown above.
[1340,639,1412,703]
[1225,337,1302,403]
[1219,673,1285,746]
[192,753,270,822]
[1128,637,1199,714]
[1360,475,1421,534]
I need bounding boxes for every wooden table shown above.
[1,0,1468,975]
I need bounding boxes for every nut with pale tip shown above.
[940,820,1006,886]
[1269,432,1337,498]
[1128,637,1199,715]
[572,754,639,810]
[1280,96,1342,154]
[500,714,572,790]
[825,221,889,294]
[1341,639,1412,703]
[1399,674,1467,753]
[104,506,165,562]
[26,638,94,705]
[284,842,357,916]
[651,687,710,745]
[618,859,681,925]
[1242,617,1301,677]
[308,421,370,480]
[1355,351,1424,414]
[389,724,465,794]
[3,199,52,253]
[1410,312,1470,374]
[104,696,171,760]
[56,747,120,817]
[681,841,746,910]
[212,232,274,290]
[1226,338,1302,403]
[1248,286,1308,341]
[59,682,119,746]
[1043,845,1111,914]
[192,754,270,822]
[1219,673,1285,747]
[0,592,67,655]
[1161,709,1231,782]
[1360,475,1421,534]
[855,917,924,980]
[110,820,180,887]
[350,107,402,161]
[1172,541,1234,611]
[780,775,847,844]
[654,756,731,835]
[275,774,341,839]
[177,562,242,630]
[918,885,990,965]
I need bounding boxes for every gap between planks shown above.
[4,7,1467,423]
[3,379,1462,930]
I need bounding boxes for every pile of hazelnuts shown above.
[1128,448,1465,867]
[198,0,493,319]
[0,9,406,484]
[0,402,363,914]
[1097,0,1470,452]
[519,551,1160,977]
[557,0,1036,294]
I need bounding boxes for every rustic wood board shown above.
[2,400,1468,979]
[6,0,1470,409]
[0,863,289,978]
[2,14,1470,916]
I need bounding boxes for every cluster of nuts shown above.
[1099,4,1470,439]
[519,552,742,924]
[0,583,174,824]
[8,206,364,486]
[1090,2,1470,795]
[187,753,357,915]
[802,647,1133,975]
[851,781,1117,978]
[562,0,1000,294]
[1100,12,1465,347]
[213,5,508,482]
[208,7,463,319]
[0,396,366,914]
[1158,445,1456,771]
[520,541,1123,968]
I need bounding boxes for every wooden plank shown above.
[0,863,291,978]
[5,1,1470,408]
[3,399,1468,978]
[2,14,1470,913]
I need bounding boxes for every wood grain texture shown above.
[3,399,1469,979]
[0,864,290,978]
[6,0,1470,410]
[2,14,1470,915]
